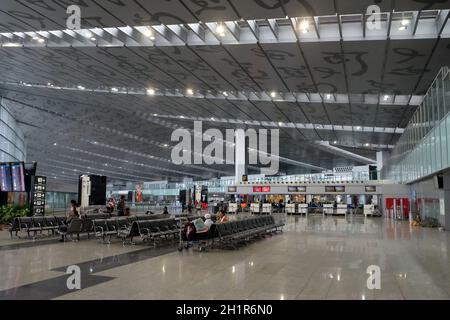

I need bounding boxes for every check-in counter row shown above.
[286,203,348,216]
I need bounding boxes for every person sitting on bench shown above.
[59,200,79,242]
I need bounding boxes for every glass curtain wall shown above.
[382,67,450,183]
[0,104,26,162]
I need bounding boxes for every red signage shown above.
[253,186,271,192]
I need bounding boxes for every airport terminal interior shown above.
[1,0,450,301]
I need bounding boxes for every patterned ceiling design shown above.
[0,0,449,183]
[1,0,449,33]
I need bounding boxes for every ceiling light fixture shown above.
[222,91,228,97]
[326,94,332,99]
[146,88,155,95]
[299,19,309,33]
[383,95,389,101]
[270,91,276,98]
[111,87,118,92]
[364,143,370,147]
[356,126,362,130]
[77,85,85,90]
[90,37,96,41]
[143,27,155,40]
[186,88,194,95]
[333,140,337,144]
[2,43,21,47]
[216,23,225,37]
[401,19,410,26]
[37,38,45,43]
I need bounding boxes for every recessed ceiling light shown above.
[163,144,168,147]
[356,126,362,130]
[401,19,410,26]
[90,37,96,41]
[216,23,225,36]
[47,82,52,86]
[3,43,21,47]
[143,27,154,38]
[211,117,215,121]
[186,88,194,95]
[77,85,85,90]
[147,88,155,95]
[383,95,389,101]
[111,87,118,92]
[299,19,309,33]
[278,122,283,126]
[270,91,276,98]
[180,115,185,119]
[153,113,158,116]
[326,94,332,99]
[333,140,337,144]
[364,143,370,147]
[222,91,228,97]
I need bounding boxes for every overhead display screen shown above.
[365,186,377,192]
[11,162,25,192]
[288,186,307,192]
[325,186,346,192]
[0,163,12,192]
[253,186,271,193]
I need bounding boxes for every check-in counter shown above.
[250,203,260,214]
[336,204,347,216]
[323,204,334,215]
[298,204,308,215]
[364,204,375,216]
[262,203,272,214]
[286,203,296,214]
[228,202,238,214]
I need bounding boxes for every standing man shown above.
[117,195,126,216]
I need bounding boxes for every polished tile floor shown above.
[1,215,449,300]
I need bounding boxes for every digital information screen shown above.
[32,176,46,215]
[325,186,346,192]
[0,163,12,192]
[365,186,377,192]
[11,162,25,192]
[253,186,271,193]
[288,186,306,192]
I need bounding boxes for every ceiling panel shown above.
[260,42,316,92]
[224,43,287,91]
[301,41,348,94]
[384,39,435,95]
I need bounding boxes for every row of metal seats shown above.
[8,216,66,238]
[8,213,114,239]
[214,216,283,247]
[8,213,167,240]
[117,218,180,246]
